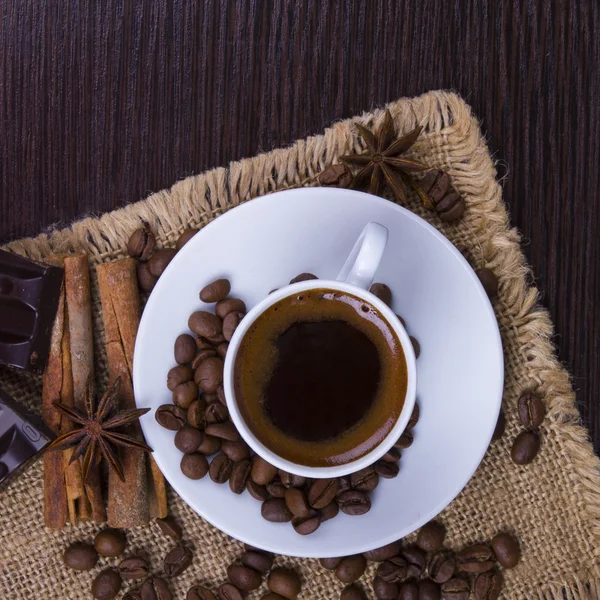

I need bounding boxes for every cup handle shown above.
[337,222,389,290]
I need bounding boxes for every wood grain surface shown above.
[0,1,598,453]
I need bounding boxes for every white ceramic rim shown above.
[224,279,417,478]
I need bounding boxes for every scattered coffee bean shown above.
[247,480,270,501]
[476,268,498,298]
[196,434,221,455]
[266,480,286,498]
[192,349,218,370]
[218,583,244,600]
[216,298,247,319]
[181,453,209,479]
[196,336,213,350]
[241,550,274,574]
[137,261,159,293]
[401,546,427,578]
[205,421,240,441]
[340,583,368,600]
[176,228,199,250]
[229,459,252,494]
[308,478,339,509]
[128,227,156,261]
[337,490,371,515]
[188,311,223,339]
[417,520,446,552]
[141,576,173,600]
[456,544,495,573]
[441,578,469,600]
[216,343,229,358]
[292,509,321,535]
[227,564,263,591]
[251,455,278,485]
[164,544,193,576]
[149,249,177,278]
[473,570,503,600]
[410,336,421,358]
[156,404,186,430]
[369,283,392,306]
[375,460,400,478]
[320,501,340,522]
[156,516,183,541]
[261,595,286,600]
[267,567,301,599]
[223,311,244,341]
[428,551,456,584]
[278,470,306,488]
[336,475,352,496]
[205,402,229,424]
[63,542,99,571]
[335,554,367,584]
[373,576,398,600]
[186,585,218,600]
[209,454,233,483]
[285,487,310,517]
[174,333,197,364]
[94,529,126,557]
[380,446,402,462]
[167,365,194,391]
[175,425,203,454]
[194,357,224,393]
[491,532,520,568]
[173,381,198,409]
[290,273,318,283]
[419,578,441,600]
[319,556,343,569]
[92,568,123,600]
[123,590,142,600]
[119,556,149,580]
[399,580,419,600]
[261,498,293,522]
[200,279,231,303]
[351,466,379,492]
[511,430,541,464]
[222,440,251,462]
[492,409,506,441]
[187,399,207,429]
[376,555,407,583]
[407,403,420,429]
[518,392,546,428]
[363,541,401,562]
[394,430,413,449]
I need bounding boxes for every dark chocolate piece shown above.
[0,387,52,483]
[0,249,64,373]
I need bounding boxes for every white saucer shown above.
[134,188,503,558]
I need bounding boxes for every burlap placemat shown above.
[1,91,599,600]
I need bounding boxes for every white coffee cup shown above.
[224,222,417,478]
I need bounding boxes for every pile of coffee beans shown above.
[319,521,521,600]
[62,517,194,599]
[155,276,420,536]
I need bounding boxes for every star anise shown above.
[45,377,152,482]
[341,109,427,202]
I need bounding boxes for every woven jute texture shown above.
[1,91,599,600]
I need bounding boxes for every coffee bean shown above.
[197,434,221,455]
[186,585,218,600]
[200,279,231,303]
[181,453,209,479]
[164,544,193,576]
[308,478,339,508]
[336,475,352,496]
[375,459,400,478]
[261,498,293,522]
[394,431,413,449]
[63,542,99,571]
[128,227,156,261]
[173,381,198,409]
[119,556,149,580]
[456,544,495,573]
[407,403,420,429]
[511,430,541,464]
[194,357,224,393]
[167,365,194,391]
[380,446,401,462]
[401,546,427,578]
[292,510,321,535]
[192,349,218,370]
[251,456,278,485]
[156,516,183,541]
[223,311,244,341]
[209,454,233,483]
[473,570,503,600]
[476,268,498,298]
[141,576,173,600]
[217,385,227,404]
[247,480,270,501]
[518,392,546,428]
[399,581,419,600]
[290,273,318,283]
[417,520,446,552]
[241,551,274,574]
[363,541,401,562]
[216,343,229,358]
[137,261,158,293]
[218,583,244,600]
[176,228,199,251]
[149,249,177,278]
[419,579,441,600]
[216,298,247,319]
[373,576,398,600]
[351,466,379,492]
[410,336,421,359]
[195,336,213,350]
[266,480,286,498]
[335,554,367,583]
[261,595,286,600]
[205,402,229,424]
[267,567,301,599]
[156,404,186,430]
[441,578,469,600]
[188,311,223,338]
[94,529,126,557]
[187,399,207,429]
[340,583,368,600]
[229,459,251,494]
[319,501,339,522]
[123,590,142,600]
[491,532,520,568]
[491,410,505,441]
[428,551,456,584]
[222,440,251,462]
[227,564,263,591]
[285,487,310,517]
[337,490,371,515]
[175,425,203,454]
[369,283,392,306]
[92,568,123,600]
[278,470,306,488]
[175,333,197,364]
[377,555,407,583]
[205,421,240,441]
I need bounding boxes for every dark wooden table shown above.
[1,1,598,452]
